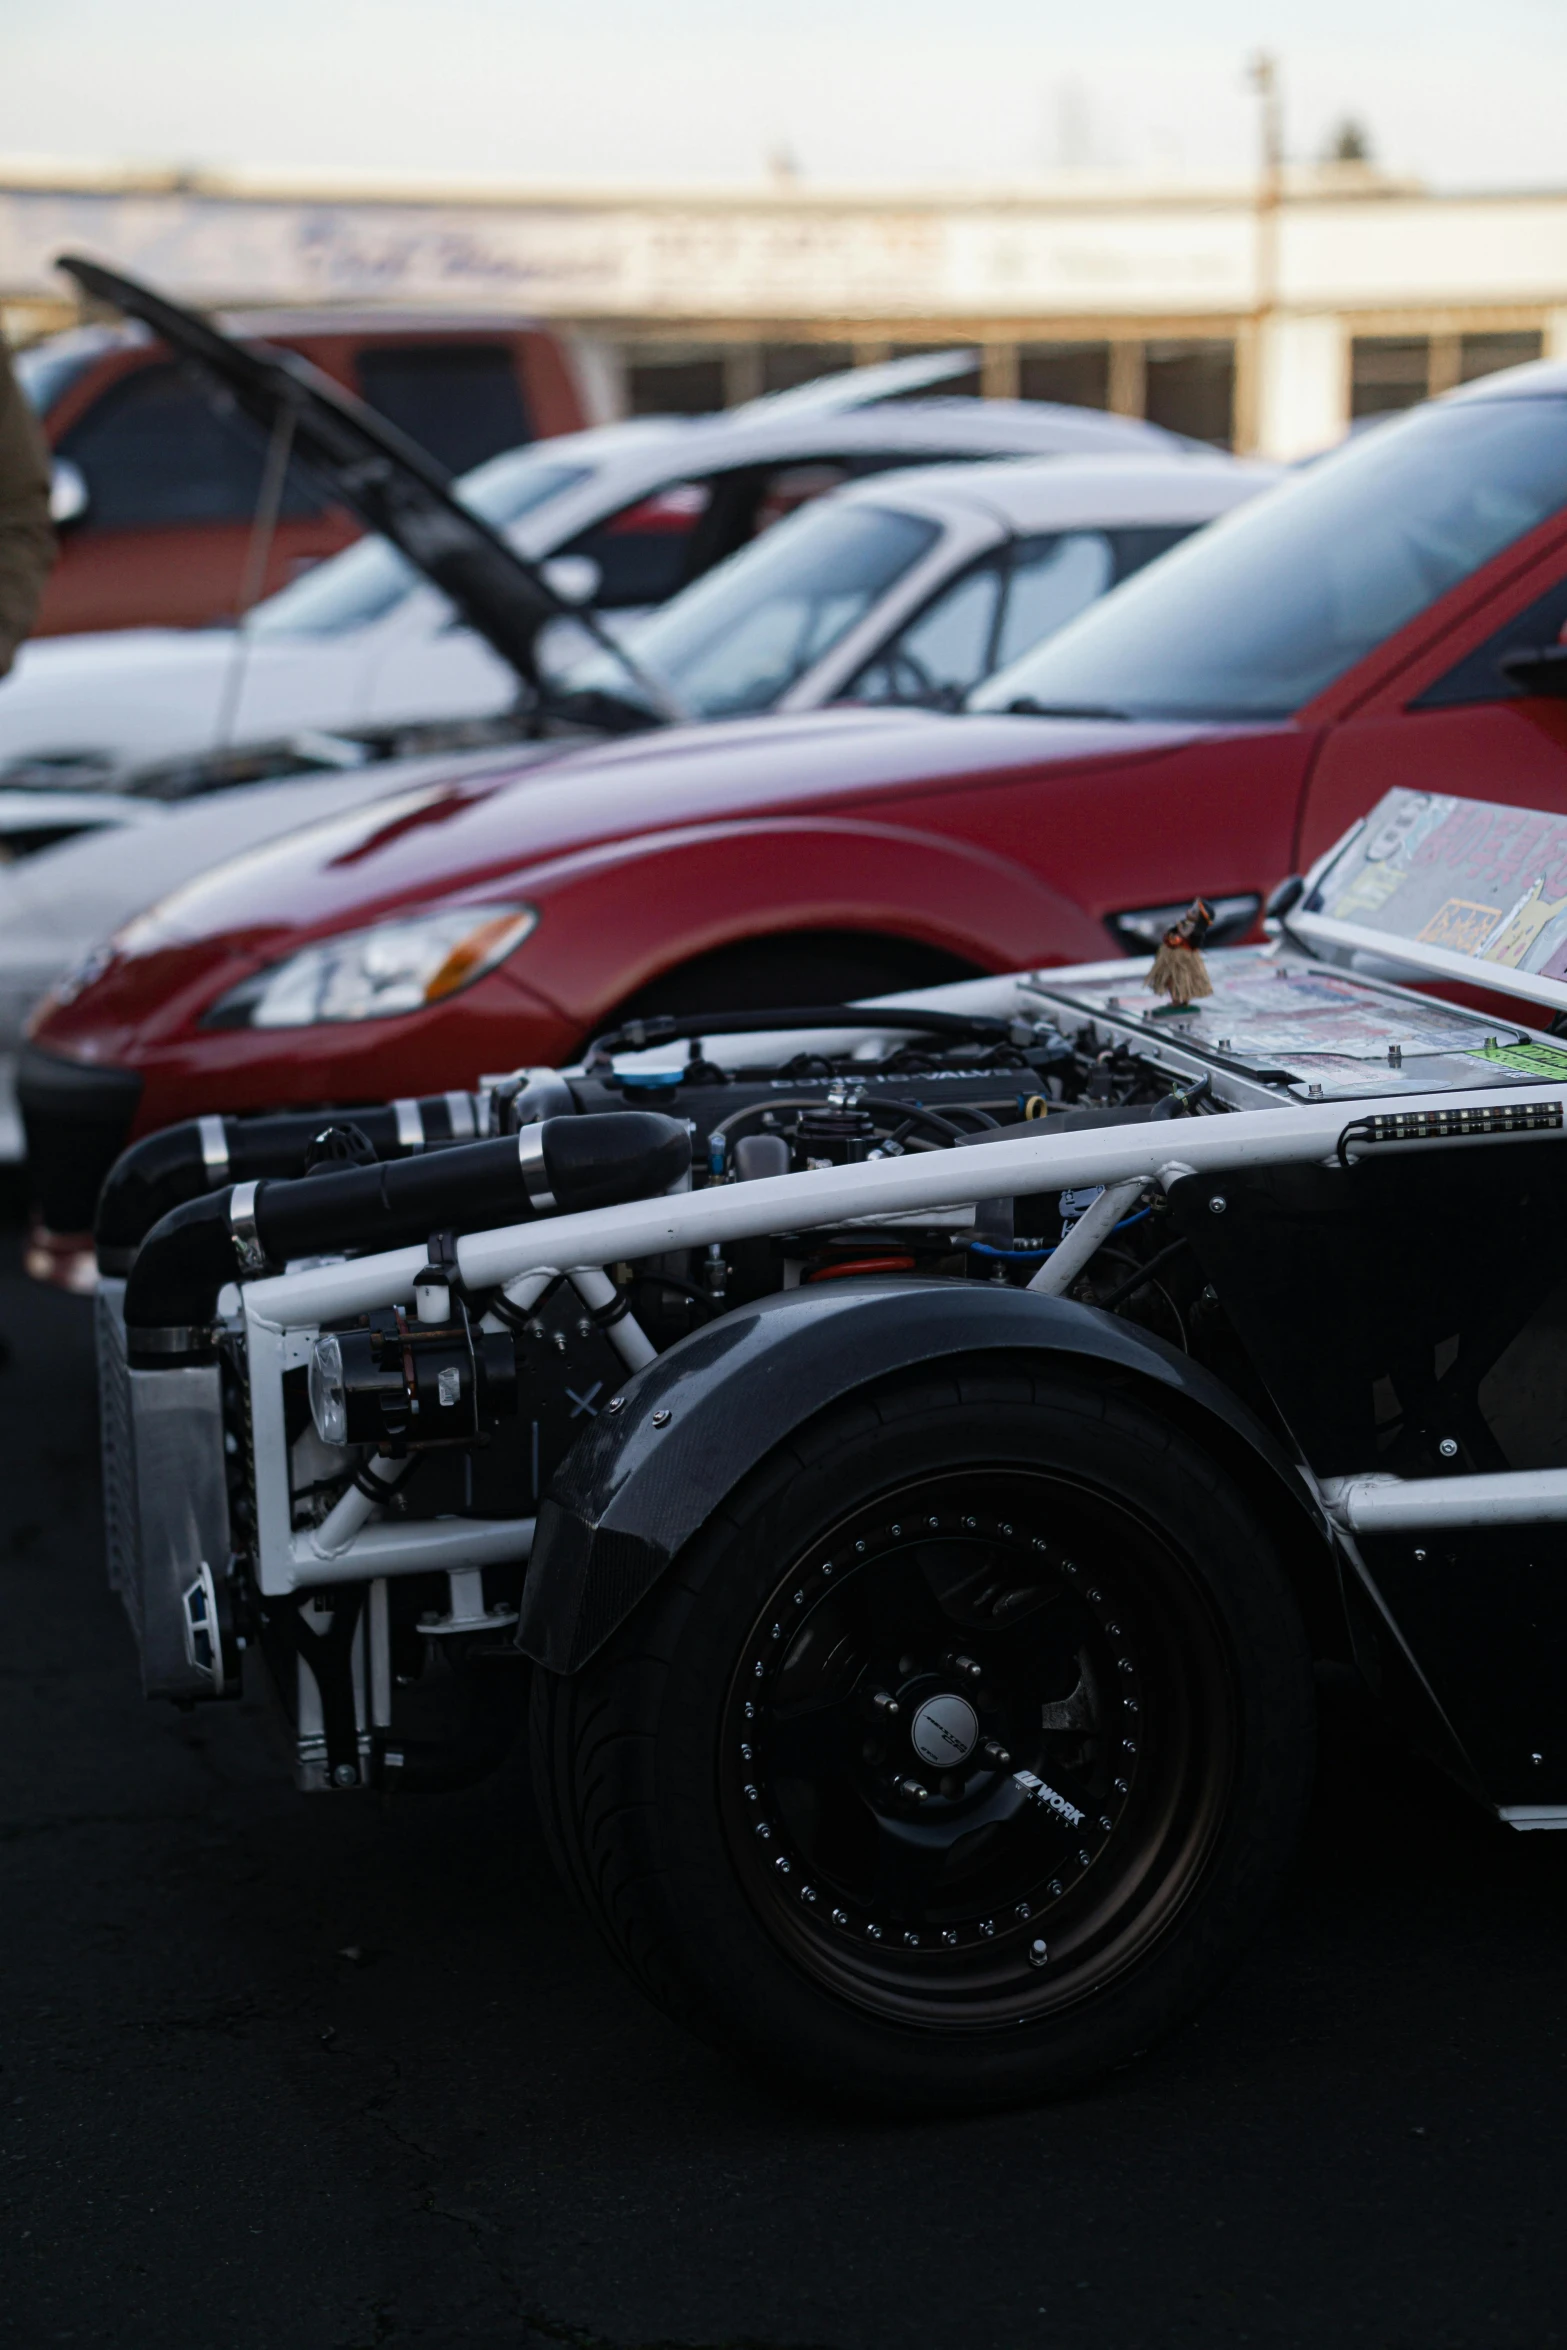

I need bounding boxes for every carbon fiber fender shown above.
[516,1278,1336,1673]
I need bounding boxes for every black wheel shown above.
[530,1366,1315,2112]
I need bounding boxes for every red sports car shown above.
[23,359,1567,1246]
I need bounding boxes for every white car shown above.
[0,359,1195,790]
[540,450,1274,727]
[0,448,1273,1158]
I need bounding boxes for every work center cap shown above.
[911,1692,979,1769]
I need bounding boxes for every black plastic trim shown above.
[17,1044,143,1233]
[518,1278,1334,1673]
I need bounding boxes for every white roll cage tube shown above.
[236,1080,1567,1597]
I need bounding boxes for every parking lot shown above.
[9,4,1567,2337]
[6,1208,1567,2350]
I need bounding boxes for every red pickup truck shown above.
[17,310,595,634]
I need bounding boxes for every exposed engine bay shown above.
[93,911,1565,1792]
[97,978,1215,1784]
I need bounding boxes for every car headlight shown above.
[202,905,538,1030]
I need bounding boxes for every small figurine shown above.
[1146,898,1215,1006]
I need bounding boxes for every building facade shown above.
[3,165,1565,456]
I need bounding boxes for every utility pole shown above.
[1240,51,1283,454]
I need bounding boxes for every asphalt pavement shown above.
[4,1219,1567,2350]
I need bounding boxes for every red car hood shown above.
[108,706,1222,964]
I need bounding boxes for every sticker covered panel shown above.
[1294,791,1567,1015]
[1032,947,1535,1100]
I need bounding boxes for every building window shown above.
[627,355,728,416]
[1351,337,1432,419]
[1018,343,1110,410]
[1353,331,1541,420]
[758,344,854,394]
[1144,340,1235,448]
[1459,331,1543,384]
[883,347,982,397]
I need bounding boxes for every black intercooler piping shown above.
[121,1111,690,1366]
[95,1092,492,1274]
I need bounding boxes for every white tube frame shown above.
[1028,1177,1147,1295]
[246,1080,1567,1331]
[1323,1467,1567,1531]
[235,1075,1567,1596]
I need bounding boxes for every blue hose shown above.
[969,1204,1153,1262]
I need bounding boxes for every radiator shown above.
[93,1278,233,1700]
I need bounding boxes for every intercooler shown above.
[94,1278,233,1701]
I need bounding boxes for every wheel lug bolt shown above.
[869,1689,900,1719]
[1028,1937,1050,1969]
[945,1652,983,1682]
[897,1776,930,1802]
[982,1740,1011,1767]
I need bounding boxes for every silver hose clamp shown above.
[229,1179,267,1274]
[126,1323,211,1355]
[196,1114,230,1182]
[517,1124,556,1213]
[393,1098,425,1153]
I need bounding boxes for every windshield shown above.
[970,396,1567,722]
[545,498,941,720]
[246,450,593,638]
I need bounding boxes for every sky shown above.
[0,0,1563,194]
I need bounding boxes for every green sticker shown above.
[1470,1038,1567,1079]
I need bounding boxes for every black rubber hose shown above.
[1096,1237,1191,1313]
[539,1112,690,1213]
[952,1102,1170,1146]
[95,1094,488,1272]
[122,1191,240,1362]
[855,1094,976,1141]
[490,1071,577,1131]
[250,1112,688,1262]
[123,1112,689,1364]
[586,1003,1015,1062]
[255,1139,527,1262]
[96,1122,237,1274]
[710,1095,972,1155]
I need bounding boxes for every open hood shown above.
[57,255,585,693]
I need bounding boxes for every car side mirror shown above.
[540,554,601,608]
[1500,643,1567,698]
[49,458,89,529]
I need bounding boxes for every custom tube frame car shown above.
[91,791,1567,2109]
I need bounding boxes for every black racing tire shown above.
[529,1363,1315,2114]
